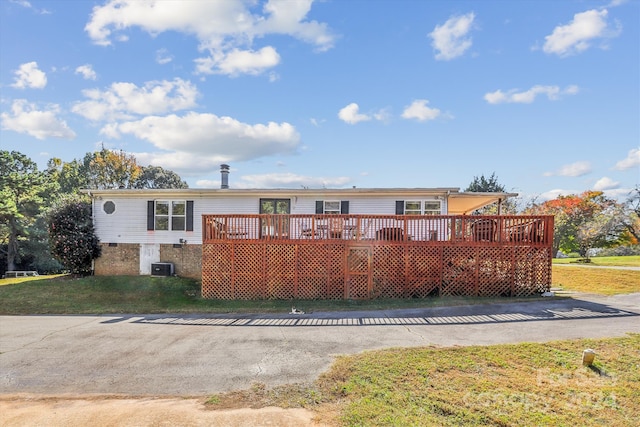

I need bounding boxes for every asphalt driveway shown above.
[1,293,639,396]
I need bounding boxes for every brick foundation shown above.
[93,243,202,280]
[94,243,140,276]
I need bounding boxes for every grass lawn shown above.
[553,255,640,267]
[0,275,544,315]
[207,335,640,426]
[1,255,638,314]
[552,266,640,295]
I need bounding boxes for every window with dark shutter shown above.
[395,200,404,215]
[315,201,324,214]
[341,201,349,214]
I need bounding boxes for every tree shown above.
[0,151,57,273]
[83,148,142,189]
[465,172,517,214]
[526,191,624,258]
[46,157,88,194]
[620,185,640,244]
[48,195,101,275]
[132,165,189,189]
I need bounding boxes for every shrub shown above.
[48,197,101,275]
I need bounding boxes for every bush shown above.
[597,245,640,256]
[48,197,101,275]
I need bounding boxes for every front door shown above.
[259,199,291,238]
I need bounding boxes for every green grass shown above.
[310,334,640,426]
[0,275,542,315]
[205,335,640,426]
[552,266,640,295]
[552,255,640,267]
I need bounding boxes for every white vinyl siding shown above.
[92,194,450,245]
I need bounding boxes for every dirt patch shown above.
[0,395,334,427]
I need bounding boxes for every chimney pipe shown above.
[220,164,230,189]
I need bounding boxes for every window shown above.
[399,200,442,215]
[103,201,116,214]
[316,200,349,214]
[423,201,442,215]
[154,200,185,231]
[324,200,341,214]
[404,201,422,215]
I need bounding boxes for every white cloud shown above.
[543,161,592,177]
[542,9,621,57]
[11,61,47,89]
[484,85,579,104]
[401,99,441,122]
[338,103,371,125]
[105,112,300,169]
[204,46,281,76]
[593,176,620,191]
[537,188,575,201]
[156,48,174,65]
[72,78,199,121]
[75,64,97,80]
[429,12,475,61]
[0,99,76,140]
[10,0,50,14]
[85,0,335,76]
[614,148,640,170]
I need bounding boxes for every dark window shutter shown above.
[315,200,324,214]
[341,201,349,214]
[395,200,404,215]
[186,200,194,231]
[147,201,155,230]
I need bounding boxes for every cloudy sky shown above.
[1,0,638,201]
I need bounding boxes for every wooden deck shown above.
[201,214,554,300]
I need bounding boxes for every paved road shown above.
[1,293,639,396]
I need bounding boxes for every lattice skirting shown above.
[201,242,552,300]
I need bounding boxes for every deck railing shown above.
[203,214,553,245]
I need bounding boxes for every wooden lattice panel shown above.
[298,245,328,275]
[298,276,327,299]
[442,246,477,296]
[477,247,513,297]
[233,275,265,299]
[327,244,345,275]
[512,247,551,296]
[372,246,405,298]
[201,244,233,299]
[327,276,345,299]
[347,275,369,299]
[201,235,552,300]
[266,244,296,298]
[233,244,264,275]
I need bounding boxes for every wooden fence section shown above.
[201,215,554,300]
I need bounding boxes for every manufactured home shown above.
[86,166,553,299]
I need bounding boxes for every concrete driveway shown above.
[1,293,639,396]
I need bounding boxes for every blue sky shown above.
[1,0,638,203]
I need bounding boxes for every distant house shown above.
[85,166,552,299]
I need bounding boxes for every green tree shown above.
[465,172,517,214]
[132,165,189,189]
[1,151,57,272]
[48,195,101,275]
[46,157,88,194]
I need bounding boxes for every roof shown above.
[83,187,517,214]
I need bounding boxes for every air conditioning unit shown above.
[151,262,174,277]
